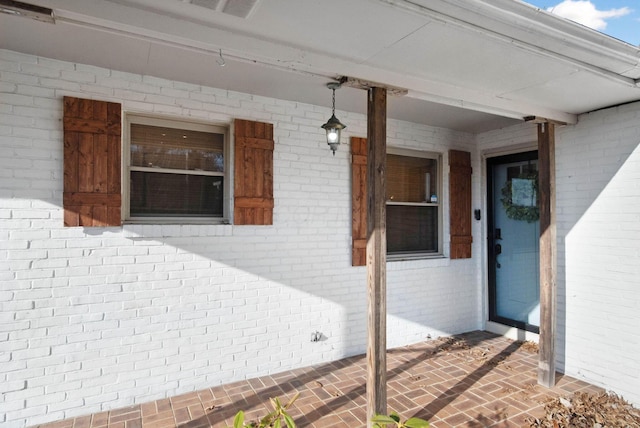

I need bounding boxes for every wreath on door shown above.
[500,172,539,222]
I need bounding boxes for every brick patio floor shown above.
[34,331,602,428]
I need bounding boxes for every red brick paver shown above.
[34,331,602,428]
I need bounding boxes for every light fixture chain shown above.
[332,88,336,114]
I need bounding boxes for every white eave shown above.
[1,0,639,131]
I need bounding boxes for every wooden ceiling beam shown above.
[341,76,408,97]
[524,116,567,126]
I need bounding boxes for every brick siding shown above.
[1,49,480,427]
[477,112,640,408]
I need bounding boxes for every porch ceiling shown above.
[2,0,640,133]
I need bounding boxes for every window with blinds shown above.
[125,115,228,221]
[386,149,441,256]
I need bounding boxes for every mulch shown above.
[527,391,640,427]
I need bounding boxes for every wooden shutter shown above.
[449,149,473,259]
[234,119,274,225]
[351,137,367,266]
[63,96,121,227]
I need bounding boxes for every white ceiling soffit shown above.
[389,0,640,78]
[1,0,640,131]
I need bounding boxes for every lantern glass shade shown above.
[327,128,339,143]
[321,113,346,155]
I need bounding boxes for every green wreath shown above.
[500,172,539,223]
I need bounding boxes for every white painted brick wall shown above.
[555,104,640,406]
[1,49,481,427]
[477,111,640,406]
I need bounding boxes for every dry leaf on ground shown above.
[527,391,640,427]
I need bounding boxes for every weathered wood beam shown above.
[366,86,387,426]
[342,77,408,97]
[524,116,567,126]
[538,122,557,388]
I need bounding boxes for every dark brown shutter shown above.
[351,137,367,266]
[449,149,472,259]
[234,119,274,225]
[63,96,121,227]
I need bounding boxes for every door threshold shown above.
[486,321,539,343]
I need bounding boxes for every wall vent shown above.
[221,0,259,18]
[186,0,260,19]
[190,0,221,10]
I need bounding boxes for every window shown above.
[351,138,471,265]
[64,97,274,227]
[386,148,442,257]
[125,115,228,222]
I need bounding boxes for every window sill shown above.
[387,252,444,262]
[386,201,439,207]
[124,218,228,225]
[386,253,450,269]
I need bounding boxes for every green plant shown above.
[372,412,430,428]
[229,393,300,428]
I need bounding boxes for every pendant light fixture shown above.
[321,82,346,155]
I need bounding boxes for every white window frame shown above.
[123,113,230,224]
[386,147,443,260]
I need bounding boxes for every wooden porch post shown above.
[537,122,557,387]
[366,86,387,425]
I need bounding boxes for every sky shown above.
[525,0,640,46]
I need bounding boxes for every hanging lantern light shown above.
[321,82,346,155]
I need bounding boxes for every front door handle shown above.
[495,228,502,240]
[495,243,502,268]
